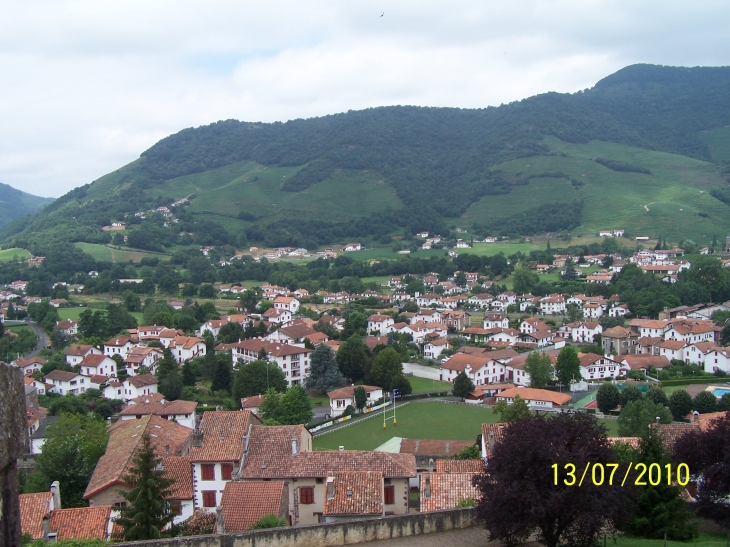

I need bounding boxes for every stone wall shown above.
[114,507,477,547]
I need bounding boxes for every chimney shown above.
[50,481,61,510]
[215,506,225,534]
[291,438,299,456]
[326,476,335,499]
[488,431,495,455]
[424,475,431,498]
[165,445,170,456]
[42,515,50,540]
[192,416,203,448]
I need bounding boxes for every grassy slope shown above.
[144,160,403,233]
[461,137,730,242]
[74,243,169,263]
[0,248,31,262]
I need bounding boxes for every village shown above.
[2,232,730,544]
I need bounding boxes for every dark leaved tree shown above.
[452,371,475,401]
[669,389,693,421]
[304,344,347,394]
[596,382,620,414]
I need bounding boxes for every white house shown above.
[103,374,158,402]
[468,294,493,309]
[13,356,46,376]
[582,303,605,319]
[440,354,491,385]
[232,340,312,387]
[559,321,602,343]
[704,347,730,374]
[540,294,566,315]
[273,296,300,314]
[658,340,687,362]
[262,307,292,325]
[483,314,509,330]
[104,335,134,359]
[609,304,630,317]
[578,353,624,381]
[168,336,207,364]
[45,370,101,395]
[118,395,198,429]
[415,293,441,308]
[124,347,164,376]
[327,385,383,417]
[79,354,118,377]
[495,387,571,409]
[424,339,450,361]
[343,243,362,251]
[65,344,103,366]
[367,314,395,335]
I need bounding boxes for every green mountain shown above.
[4,63,730,252]
[0,183,54,228]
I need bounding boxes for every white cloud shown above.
[0,0,728,197]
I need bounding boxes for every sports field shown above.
[407,377,453,393]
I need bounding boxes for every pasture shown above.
[0,248,31,262]
[75,243,169,263]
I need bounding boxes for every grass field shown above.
[75,243,169,263]
[459,242,541,257]
[57,306,143,324]
[0,248,31,262]
[613,533,728,547]
[407,377,453,393]
[461,137,730,244]
[313,402,500,451]
[345,247,448,261]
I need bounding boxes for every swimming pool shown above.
[711,387,730,398]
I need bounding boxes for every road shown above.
[4,320,49,358]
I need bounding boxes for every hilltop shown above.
[0,183,53,228]
[4,64,730,253]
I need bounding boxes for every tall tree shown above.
[693,391,718,414]
[342,311,367,340]
[452,371,475,400]
[595,382,620,414]
[232,360,287,401]
[617,398,672,437]
[645,385,669,407]
[493,395,532,422]
[625,426,697,540]
[620,384,643,407]
[673,412,730,533]
[524,352,553,388]
[512,268,539,295]
[32,414,108,507]
[304,344,347,394]
[370,348,403,392]
[115,432,175,540]
[555,346,581,386]
[353,386,367,413]
[336,336,370,382]
[473,413,626,547]
[668,389,693,421]
[210,353,232,394]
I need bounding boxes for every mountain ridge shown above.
[0,182,54,229]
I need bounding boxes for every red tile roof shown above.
[49,506,112,540]
[119,398,197,418]
[161,456,193,499]
[419,472,479,512]
[496,387,572,406]
[188,410,262,462]
[324,471,383,516]
[481,423,509,458]
[84,415,191,499]
[327,385,381,400]
[220,481,287,532]
[435,459,484,473]
[19,492,52,539]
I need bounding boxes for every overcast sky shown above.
[1,0,729,198]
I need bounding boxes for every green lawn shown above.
[57,307,88,321]
[407,376,453,394]
[459,242,541,257]
[0,248,31,262]
[313,402,499,451]
[613,533,729,547]
[345,247,448,261]
[75,243,169,263]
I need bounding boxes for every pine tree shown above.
[211,353,232,394]
[354,386,367,413]
[452,371,475,400]
[115,432,176,540]
[304,344,346,394]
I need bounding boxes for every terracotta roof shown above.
[127,374,157,388]
[420,472,479,512]
[655,422,700,452]
[603,326,633,338]
[19,492,53,539]
[620,355,671,370]
[399,439,474,457]
[435,459,484,473]
[440,353,490,372]
[65,344,96,357]
[507,350,559,370]
[659,340,687,350]
[578,353,604,366]
[277,324,318,340]
[241,426,416,478]
[637,336,663,346]
[698,411,730,432]
[119,398,197,418]
[481,423,509,458]
[496,387,572,406]
[127,392,165,405]
[233,339,312,357]
[171,336,205,350]
[44,370,80,382]
[327,385,381,400]
[188,410,262,462]
[607,437,641,448]
[84,415,192,499]
[240,395,265,409]
[104,335,131,347]
[324,471,383,516]
[161,456,194,499]
[220,481,287,531]
[15,356,47,368]
[49,506,112,540]
[364,336,389,350]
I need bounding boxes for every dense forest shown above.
[4,64,730,248]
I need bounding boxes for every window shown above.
[300,486,314,504]
[201,464,215,481]
[170,501,182,515]
[202,491,216,508]
[384,485,395,505]
[221,463,234,481]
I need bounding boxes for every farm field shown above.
[461,137,730,243]
[458,242,541,257]
[344,247,448,261]
[613,533,728,547]
[75,243,169,263]
[57,306,143,325]
[0,248,31,262]
[313,402,500,451]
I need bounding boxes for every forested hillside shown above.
[0,183,53,228]
[4,64,730,252]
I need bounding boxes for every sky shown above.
[1,1,729,199]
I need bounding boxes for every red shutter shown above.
[300,486,314,504]
[201,464,215,480]
[202,491,216,507]
[384,485,395,505]
[221,463,233,480]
